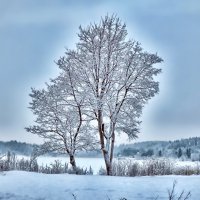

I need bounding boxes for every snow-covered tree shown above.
[26,70,97,172]
[59,15,163,175]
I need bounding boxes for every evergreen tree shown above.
[177,148,182,158]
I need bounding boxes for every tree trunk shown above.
[97,110,105,151]
[69,154,77,174]
[110,123,116,165]
[97,109,113,175]
[102,148,112,175]
[105,158,112,176]
[97,109,118,175]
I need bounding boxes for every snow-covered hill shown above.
[0,171,199,200]
[116,137,200,160]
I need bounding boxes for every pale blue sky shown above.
[0,0,200,143]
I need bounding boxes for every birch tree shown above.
[59,15,163,175]
[26,66,97,172]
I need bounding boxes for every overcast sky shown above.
[0,0,200,144]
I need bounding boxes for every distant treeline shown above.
[0,140,100,157]
[116,137,200,161]
[0,140,37,155]
[1,137,200,160]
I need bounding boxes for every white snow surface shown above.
[0,171,199,200]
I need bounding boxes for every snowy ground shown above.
[0,171,199,200]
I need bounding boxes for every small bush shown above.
[110,159,174,176]
[98,167,107,175]
[167,181,191,200]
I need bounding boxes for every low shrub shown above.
[98,158,200,177]
[0,152,93,175]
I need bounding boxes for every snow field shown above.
[0,171,200,200]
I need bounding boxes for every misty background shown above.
[0,0,200,144]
